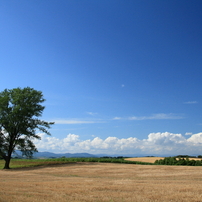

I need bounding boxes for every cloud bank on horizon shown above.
[34,132,202,156]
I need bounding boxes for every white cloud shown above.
[185,132,193,136]
[184,101,198,104]
[34,132,202,156]
[187,133,202,144]
[146,132,185,144]
[120,113,184,121]
[53,119,98,124]
[113,117,122,120]
[52,113,183,125]
[87,112,97,116]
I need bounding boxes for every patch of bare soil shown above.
[1,162,202,202]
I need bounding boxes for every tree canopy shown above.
[0,87,54,169]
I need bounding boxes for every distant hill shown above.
[12,151,191,159]
[12,151,97,158]
[33,152,97,158]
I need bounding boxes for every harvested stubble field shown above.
[1,159,202,202]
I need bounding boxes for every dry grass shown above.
[1,162,202,202]
[125,157,165,163]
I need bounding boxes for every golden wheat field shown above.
[1,160,202,202]
[125,157,165,163]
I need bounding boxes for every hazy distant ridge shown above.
[12,151,98,158]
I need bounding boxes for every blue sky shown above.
[1,0,202,155]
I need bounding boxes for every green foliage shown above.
[4,155,202,169]
[154,157,202,166]
[59,157,154,164]
[0,87,54,169]
[0,157,154,169]
[175,155,196,158]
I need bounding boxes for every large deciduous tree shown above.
[0,87,54,169]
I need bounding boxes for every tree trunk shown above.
[3,156,11,169]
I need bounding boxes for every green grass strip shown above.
[0,157,153,169]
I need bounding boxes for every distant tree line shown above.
[154,157,202,166]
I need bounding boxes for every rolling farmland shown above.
[1,160,202,201]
